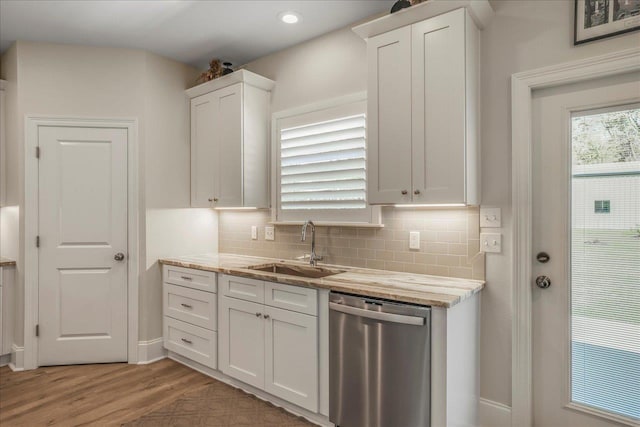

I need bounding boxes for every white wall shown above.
[0,41,218,347]
[0,206,18,260]
[239,0,640,409]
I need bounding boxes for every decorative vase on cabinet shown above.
[186,70,275,208]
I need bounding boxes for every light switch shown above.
[480,233,502,253]
[480,207,501,228]
[265,226,275,241]
[409,231,420,250]
[251,226,258,240]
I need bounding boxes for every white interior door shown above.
[38,126,128,366]
[532,73,640,426]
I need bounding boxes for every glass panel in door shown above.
[570,105,640,420]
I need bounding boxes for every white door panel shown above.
[532,74,640,426]
[38,126,128,366]
[215,83,243,207]
[411,9,466,204]
[218,295,265,389]
[264,305,318,412]
[367,26,413,204]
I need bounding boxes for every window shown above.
[594,200,611,213]
[273,95,379,224]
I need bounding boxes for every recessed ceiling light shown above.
[279,11,301,24]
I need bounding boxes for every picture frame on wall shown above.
[575,0,640,44]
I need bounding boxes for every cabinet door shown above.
[190,92,218,207]
[264,305,318,412]
[213,83,243,207]
[367,26,413,205]
[218,296,265,389]
[411,9,467,204]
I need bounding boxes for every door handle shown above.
[114,252,125,261]
[329,302,426,326]
[535,276,551,289]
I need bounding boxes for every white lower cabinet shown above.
[219,274,319,412]
[264,305,318,411]
[162,265,218,369]
[218,296,265,389]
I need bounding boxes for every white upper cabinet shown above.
[367,27,413,205]
[360,5,488,206]
[187,70,274,208]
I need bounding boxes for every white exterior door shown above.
[38,126,128,366]
[218,295,265,389]
[531,74,640,425]
[264,305,318,412]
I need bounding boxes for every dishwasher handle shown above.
[329,302,425,326]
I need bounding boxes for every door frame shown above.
[23,116,139,370]
[510,47,640,427]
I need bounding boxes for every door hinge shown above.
[36,324,39,337]
[36,235,40,248]
[35,147,40,158]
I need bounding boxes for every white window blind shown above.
[280,114,367,211]
[570,106,640,421]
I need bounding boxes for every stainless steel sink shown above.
[248,263,345,279]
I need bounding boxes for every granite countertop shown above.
[159,253,484,308]
[0,257,16,267]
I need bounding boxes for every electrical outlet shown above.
[480,207,501,228]
[265,226,275,241]
[480,233,502,253]
[409,231,420,250]
[251,226,258,240]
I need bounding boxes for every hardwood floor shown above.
[0,359,214,426]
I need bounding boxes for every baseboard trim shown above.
[479,398,512,427]
[168,352,332,427]
[9,344,24,371]
[137,338,167,364]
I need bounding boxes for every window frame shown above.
[270,92,381,226]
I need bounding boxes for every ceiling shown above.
[0,0,394,70]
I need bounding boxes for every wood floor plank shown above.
[0,359,213,426]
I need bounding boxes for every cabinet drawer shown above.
[163,265,217,293]
[164,317,217,369]
[164,284,217,330]
[220,274,264,304]
[265,282,318,316]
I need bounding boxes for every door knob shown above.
[114,252,125,261]
[535,276,551,289]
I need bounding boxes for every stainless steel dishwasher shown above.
[329,292,431,427]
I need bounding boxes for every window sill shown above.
[269,221,384,229]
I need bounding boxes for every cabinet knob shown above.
[401,190,408,195]
[264,314,270,320]
[414,189,421,195]
[256,312,262,318]
[208,197,219,203]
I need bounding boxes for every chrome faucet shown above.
[301,220,322,266]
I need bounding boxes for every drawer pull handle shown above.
[180,303,193,309]
[181,338,193,344]
[180,276,193,281]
